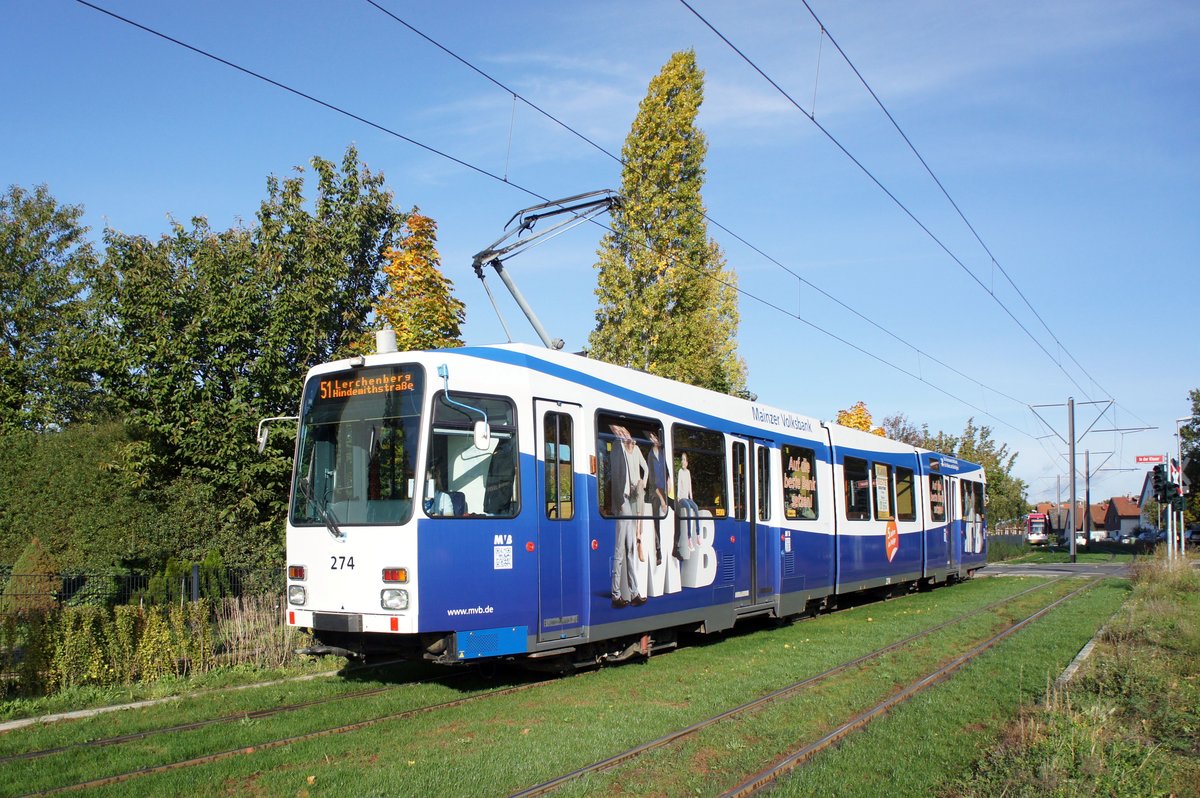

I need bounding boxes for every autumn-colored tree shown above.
[374,210,464,351]
[589,50,746,395]
[836,401,885,436]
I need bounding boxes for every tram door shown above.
[535,400,585,643]
[946,476,962,572]
[732,438,775,609]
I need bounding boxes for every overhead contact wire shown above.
[74,0,1036,439]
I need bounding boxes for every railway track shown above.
[8,577,1084,796]
[510,576,1095,797]
[20,674,556,796]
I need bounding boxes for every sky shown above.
[4,0,1198,508]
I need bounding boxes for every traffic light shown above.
[1152,464,1166,499]
[1171,493,1185,512]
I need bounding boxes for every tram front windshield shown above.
[291,365,424,527]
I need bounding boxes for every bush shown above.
[0,537,59,616]
[50,605,113,689]
[64,568,124,608]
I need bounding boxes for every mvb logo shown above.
[493,534,512,545]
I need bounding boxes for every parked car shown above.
[1185,528,1200,545]
[1136,529,1164,544]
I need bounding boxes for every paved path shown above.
[978,560,1132,579]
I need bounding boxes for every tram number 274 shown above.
[330,556,355,570]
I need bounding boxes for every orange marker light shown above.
[382,568,408,583]
[526,541,535,552]
[390,617,399,632]
[288,565,306,580]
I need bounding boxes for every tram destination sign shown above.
[1135,455,1165,464]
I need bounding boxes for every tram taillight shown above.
[382,567,408,583]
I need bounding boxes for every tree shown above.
[1180,388,1199,527]
[0,185,99,432]
[0,536,59,616]
[955,419,1028,524]
[877,410,1028,523]
[836,401,885,436]
[589,50,746,396]
[86,146,406,565]
[879,412,929,446]
[373,210,464,351]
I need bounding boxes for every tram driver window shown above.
[843,456,871,521]
[425,392,518,518]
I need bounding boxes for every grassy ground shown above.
[945,555,1200,797]
[0,576,1121,797]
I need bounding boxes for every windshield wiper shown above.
[298,476,345,542]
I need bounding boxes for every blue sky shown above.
[4,0,1197,506]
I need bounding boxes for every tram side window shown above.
[544,412,573,521]
[895,466,916,522]
[597,413,667,519]
[929,474,946,522]
[732,442,748,520]
[756,447,771,522]
[844,456,871,521]
[672,425,728,518]
[873,462,894,521]
[425,392,518,518]
[975,482,986,523]
[781,445,819,521]
[962,481,984,522]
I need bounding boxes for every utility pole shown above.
[1068,397,1077,563]
[1032,397,1151,565]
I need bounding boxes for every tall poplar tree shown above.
[589,50,746,395]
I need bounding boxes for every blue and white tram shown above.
[282,342,987,666]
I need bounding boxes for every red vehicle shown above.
[1025,513,1050,546]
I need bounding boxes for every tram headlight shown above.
[381,588,409,610]
[288,585,307,606]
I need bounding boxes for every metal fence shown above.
[0,566,285,609]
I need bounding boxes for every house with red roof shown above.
[1104,496,1142,540]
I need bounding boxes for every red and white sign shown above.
[885,520,899,562]
[1135,455,1165,464]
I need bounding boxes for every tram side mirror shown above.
[256,416,298,455]
[473,420,492,450]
